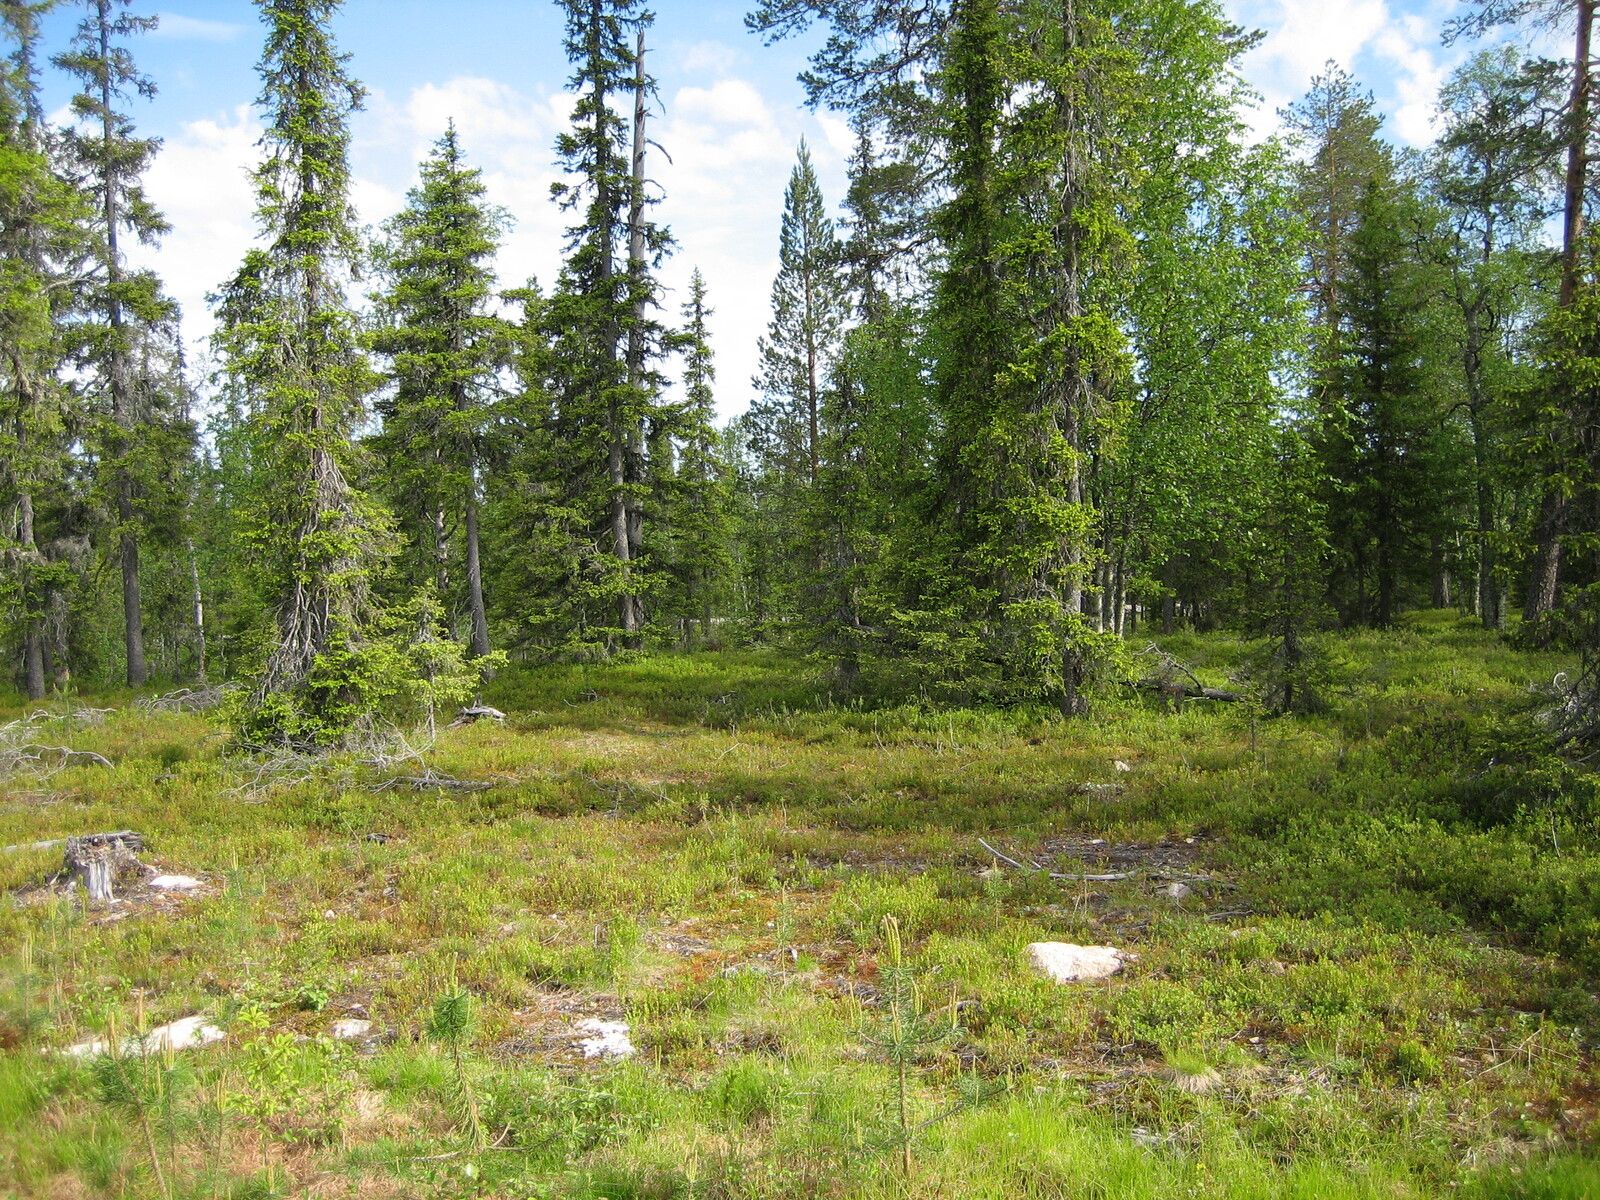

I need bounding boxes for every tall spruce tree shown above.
[213,0,396,746]
[53,0,184,687]
[0,2,91,699]
[752,140,847,485]
[370,124,508,661]
[542,0,670,649]
[657,268,732,643]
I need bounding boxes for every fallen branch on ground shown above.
[977,838,1134,882]
[370,771,496,793]
[137,684,241,713]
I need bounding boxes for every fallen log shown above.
[1122,680,1245,703]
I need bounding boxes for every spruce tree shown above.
[53,0,186,687]
[658,268,732,643]
[752,140,846,485]
[213,0,395,746]
[543,0,670,649]
[0,2,92,699]
[370,123,508,661]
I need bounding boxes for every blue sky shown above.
[30,0,1531,419]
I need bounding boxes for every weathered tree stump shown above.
[63,831,145,903]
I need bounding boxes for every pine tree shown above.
[370,123,508,661]
[213,0,396,747]
[1283,64,1391,396]
[53,0,188,687]
[1429,48,1555,628]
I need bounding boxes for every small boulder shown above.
[1026,942,1129,983]
[575,1018,635,1060]
[148,875,204,891]
[330,1018,373,1040]
[64,1015,224,1058]
[1163,881,1192,901]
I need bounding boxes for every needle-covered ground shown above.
[3,612,1599,1198]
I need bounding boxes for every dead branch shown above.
[448,704,507,727]
[977,838,1134,882]
[370,771,495,793]
[137,682,242,713]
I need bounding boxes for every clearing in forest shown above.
[2,615,1599,1198]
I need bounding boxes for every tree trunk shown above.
[615,26,652,645]
[1526,0,1595,625]
[1052,0,1093,717]
[98,4,145,687]
[19,489,45,700]
[188,541,207,682]
[464,493,489,659]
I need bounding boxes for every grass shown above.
[1,612,1597,1197]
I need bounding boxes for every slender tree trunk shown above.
[1527,0,1594,626]
[805,279,820,483]
[431,505,449,596]
[188,540,207,682]
[97,4,146,687]
[463,493,489,658]
[18,489,45,700]
[613,24,651,645]
[1047,0,1093,716]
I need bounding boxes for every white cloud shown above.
[129,105,260,362]
[151,13,248,42]
[1373,14,1461,145]
[135,68,849,422]
[1255,0,1390,84]
[677,40,742,77]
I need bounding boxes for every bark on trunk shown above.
[1526,0,1594,624]
[15,478,46,700]
[605,23,652,646]
[188,542,207,682]
[464,495,489,659]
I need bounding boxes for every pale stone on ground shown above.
[330,1018,373,1040]
[63,1015,224,1058]
[1026,942,1129,983]
[575,1019,635,1059]
[148,875,204,891]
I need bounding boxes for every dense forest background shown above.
[2,0,1598,750]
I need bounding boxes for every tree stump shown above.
[63,831,144,903]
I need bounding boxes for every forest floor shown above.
[4,613,1600,1198]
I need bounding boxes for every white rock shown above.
[330,1018,373,1040]
[574,1018,635,1060]
[63,1015,225,1058]
[1113,760,1132,773]
[148,875,203,891]
[1164,881,1192,901]
[1026,942,1129,983]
